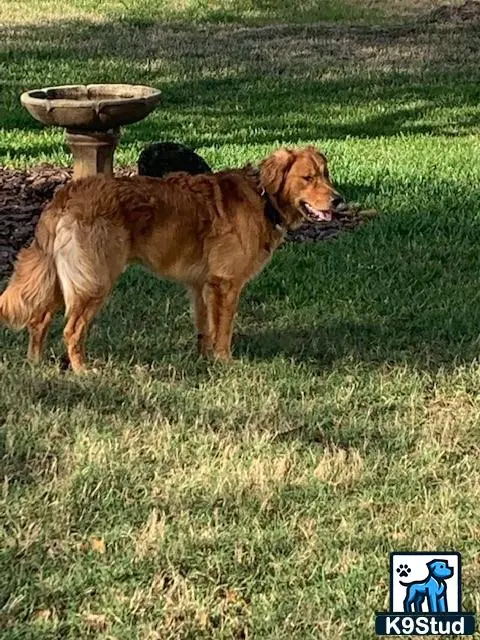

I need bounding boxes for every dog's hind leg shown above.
[414,597,424,613]
[403,593,414,613]
[27,284,63,363]
[63,296,107,373]
[28,309,57,363]
[60,266,126,372]
[404,588,422,613]
[55,217,129,371]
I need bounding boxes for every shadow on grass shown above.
[3,166,480,467]
[1,18,479,142]
[108,0,388,27]
[236,318,480,370]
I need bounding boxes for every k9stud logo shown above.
[375,552,475,636]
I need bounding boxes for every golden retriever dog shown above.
[0,146,345,372]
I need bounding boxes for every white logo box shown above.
[391,552,460,613]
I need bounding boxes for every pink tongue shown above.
[318,211,332,221]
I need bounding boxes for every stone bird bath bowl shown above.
[21,84,161,179]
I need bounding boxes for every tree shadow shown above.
[1,13,480,398]
[109,0,388,27]
[232,174,480,372]
[2,169,480,465]
[236,317,480,372]
[1,17,479,143]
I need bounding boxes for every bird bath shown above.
[21,84,161,180]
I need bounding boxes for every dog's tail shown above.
[0,211,59,330]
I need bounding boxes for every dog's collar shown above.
[251,167,286,233]
[261,187,285,232]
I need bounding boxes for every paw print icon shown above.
[396,564,411,579]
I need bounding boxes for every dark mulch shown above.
[0,165,70,280]
[429,0,480,23]
[0,165,376,280]
[0,166,135,280]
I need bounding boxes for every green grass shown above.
[2,1,480,638]
[0,0,449,26]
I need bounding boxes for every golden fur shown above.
[0,146,342,372]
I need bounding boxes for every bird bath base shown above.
[66,129,120,180]
[21,84,161,180]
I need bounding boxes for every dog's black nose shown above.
[331,194,346,210]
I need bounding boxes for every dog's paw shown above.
[396,564,411,578]
[213,350,233,364]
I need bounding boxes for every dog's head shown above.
[259,146,346,229]
[427,560,454,580]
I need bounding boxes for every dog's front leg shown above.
[427,591,439,613]
[204,278,241,362]
[438,595,447,613]
[189,285,215,357]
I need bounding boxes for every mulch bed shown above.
[429,0,480,23]
[0,165,376,280]
[0,166,137,280]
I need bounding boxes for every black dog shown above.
[138,142,212,178]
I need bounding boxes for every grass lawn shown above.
[2,1,480,638]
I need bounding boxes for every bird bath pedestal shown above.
[21,84,161,180]
[64,129,120,180]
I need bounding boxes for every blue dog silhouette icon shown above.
[401,559,454,613]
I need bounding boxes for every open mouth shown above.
[300,202,333,222]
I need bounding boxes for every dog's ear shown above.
[260,148,295,196]
[306,144,328,168]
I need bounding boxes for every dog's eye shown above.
[303,176,314,182]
